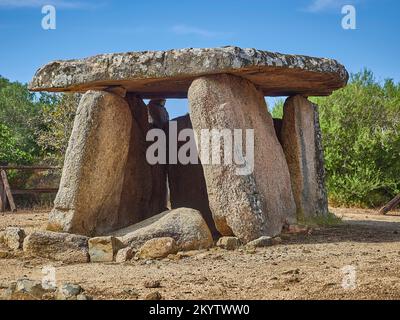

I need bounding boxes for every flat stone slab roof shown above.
[29,46,348,98]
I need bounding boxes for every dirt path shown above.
[1,207,400,300]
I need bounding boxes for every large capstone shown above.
[188,74,297,242]
[29,47,348,98]
[281,95,329,220]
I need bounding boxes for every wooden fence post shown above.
[378,194,400,215]
[0,173,6,212]
[0,169,16,212]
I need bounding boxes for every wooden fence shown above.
[0,166,60,213]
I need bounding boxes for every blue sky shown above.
[0,0,399,118]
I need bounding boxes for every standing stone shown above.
[188,74,297,242]
[281,95,329,220]
[167,115,219,237]
[147,99,169,215]
[48,91,132,236]
[118,95,153,225]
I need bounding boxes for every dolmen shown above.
[27,46,348,261]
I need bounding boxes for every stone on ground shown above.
[56,283,83,300]
[3,227,26,250]
[246,236,274,248]
[5,279,54,300]
[115,247,135,263]
[88,236,123,262]
[281,95,329,220]
[188,74,297,242]
[216,237,241,250]
[137,237,177,259]
[116,208,213,251]
[23,231,89,263]
[48,90,132,236]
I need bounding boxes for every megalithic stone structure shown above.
[29,46,348,241]
[281,95,329,220]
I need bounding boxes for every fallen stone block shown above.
[4,227,26,250]
[137,237,177,259]
[116,208,213,251]
[216,237,241,250]
[88,236,123,262]
[23,231,89,263]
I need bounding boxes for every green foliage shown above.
[36,93,80,165]
[313,70,400,207]
[299,211,343,227]
[270,70,400,207]
[270,99,284,119]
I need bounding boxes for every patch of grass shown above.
[299,212,343,227]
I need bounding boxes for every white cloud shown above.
[0,0,97,9]
[171,24,227,38]
[305,0,356,13]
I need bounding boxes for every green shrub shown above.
[271,70,400,208]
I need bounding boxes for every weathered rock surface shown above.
[3,227,25,250]
[188,74,297,242]
[88,236,123,262]
[115,247,135,263]
[137,237,177,259]
[48,90,132,236]
[119,95,168,225]
[115,208,213,251]
[5,279,54,300]
[23,231,89,263]
[167,114,218,236]
[29,46,348,97]
[246,236,274,248]
[281,95,329,220]
[216,237,241,250]
[56,283,83,300]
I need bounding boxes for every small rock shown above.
[246,236,273,248]
[137,237,177,259]
[302,249,312,254]
[88,236,123,262]
[216,237,241,250]
[77,293,92,300]
[0,231,5,243]
[6,279,53,300]
[145,291,162,300]
[115,247,134,263]
[57,283,82,300]
[0,249,9,259]
[271,237,282,245]
[4,227,26,250]
[23,231,89,263]
[144,280,161,288]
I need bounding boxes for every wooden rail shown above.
[0,166,60,213]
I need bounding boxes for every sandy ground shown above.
[1,207,400,300]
